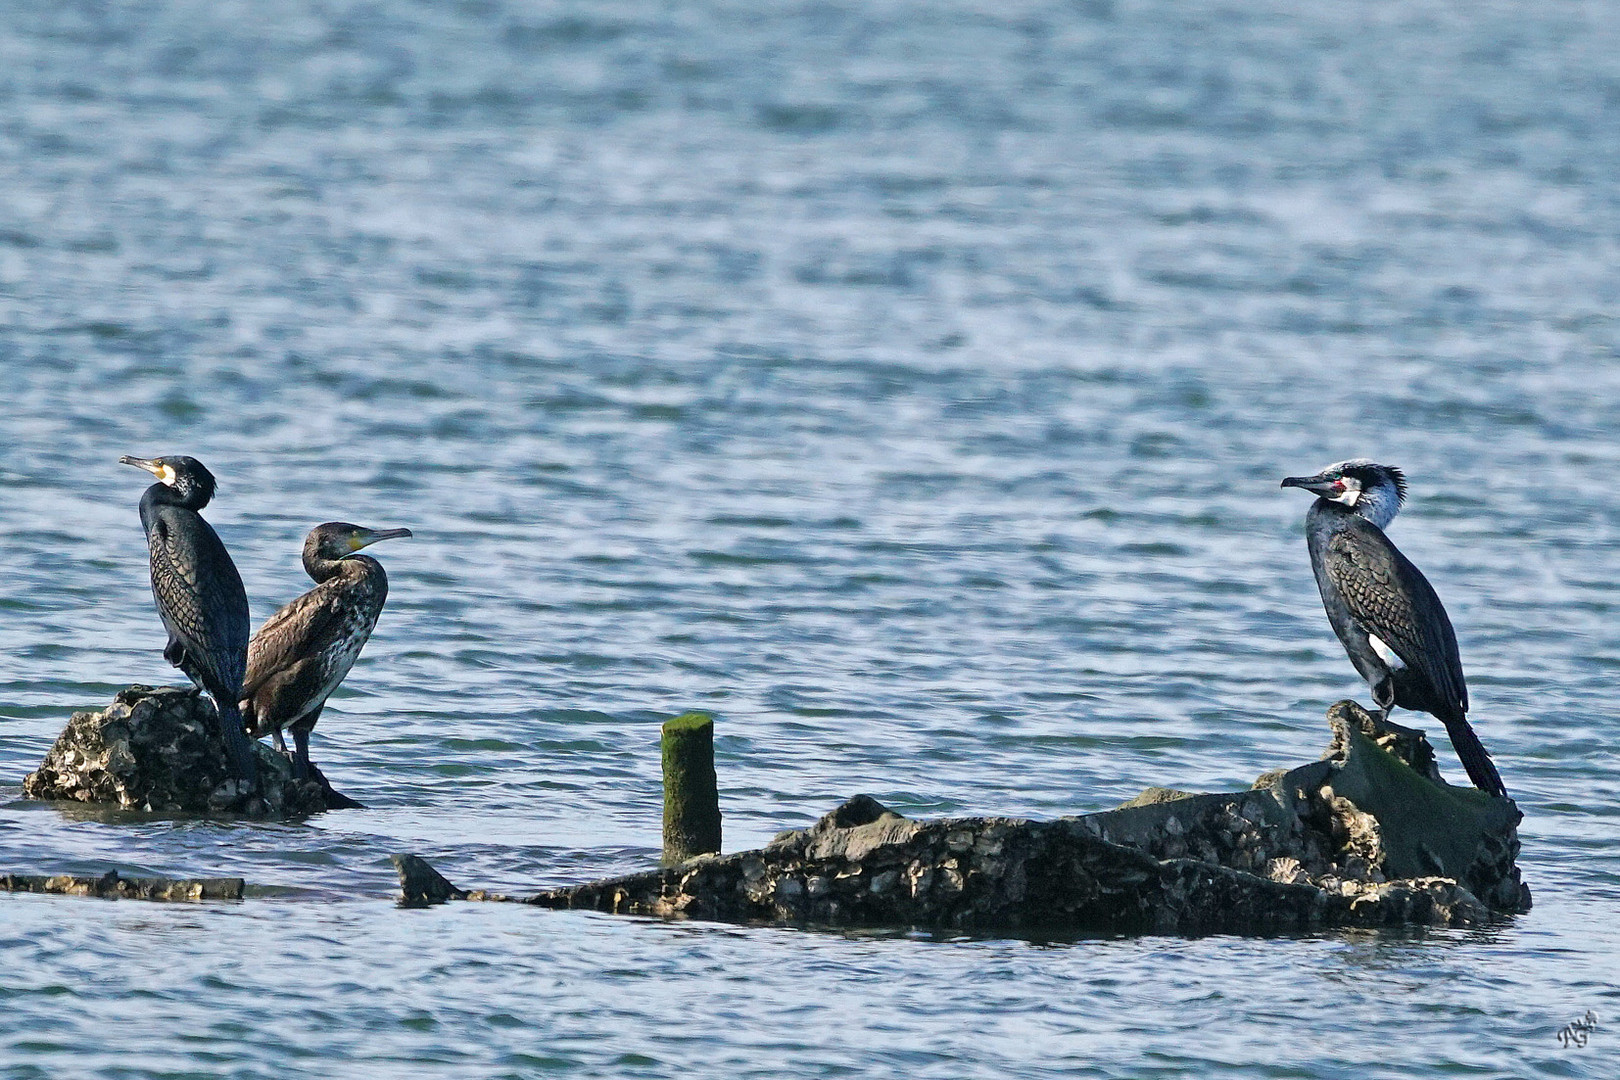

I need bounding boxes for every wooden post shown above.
[662,712,721,864]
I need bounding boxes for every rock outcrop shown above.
[23,685,360,817]
[398,702,1529,933]
[0,870,244,901]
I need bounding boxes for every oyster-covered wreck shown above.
[399,702,1529,933]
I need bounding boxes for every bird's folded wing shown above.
[1323,522,1468,713]
[243,586,347,696]
[149,512,249,688]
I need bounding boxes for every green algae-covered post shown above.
[662,712,721,864]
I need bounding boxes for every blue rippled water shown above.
[2,1,1618,1077]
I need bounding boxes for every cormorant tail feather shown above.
[1442,714,1506,798]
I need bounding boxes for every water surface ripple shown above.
[1,2,1618,1077]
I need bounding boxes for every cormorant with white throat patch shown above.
[1281,459,1506,797]
[240,522,411,778]
[120,454,258,781]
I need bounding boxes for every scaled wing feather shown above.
[148,508,249,693]
[243,585,349,698]
[1322,521,1468,714]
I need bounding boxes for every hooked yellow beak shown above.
[348,527,413,551]
[120,456,176,485]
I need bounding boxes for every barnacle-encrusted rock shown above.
[23,685,359,817]
[0,869,244,901]
[398,701,1530,934]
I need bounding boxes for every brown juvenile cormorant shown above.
[120,454,258,781]
[240,522,411,776]
[1282,459,1506,797]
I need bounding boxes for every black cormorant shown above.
[120,454,258,781]
[240,522,411,776]
[1281,459,1505,797]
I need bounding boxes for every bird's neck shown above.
[142,482,210,513]
[1314,487,1400,531]
[304,552,381,585]
[1349,484,1401,530]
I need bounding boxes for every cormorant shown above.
[240,522,411,777]
[120,454,258,781]
[1281,459,1506,797]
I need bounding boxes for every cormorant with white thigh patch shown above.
[240,522,411,778]
[1281,459,1506,797]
